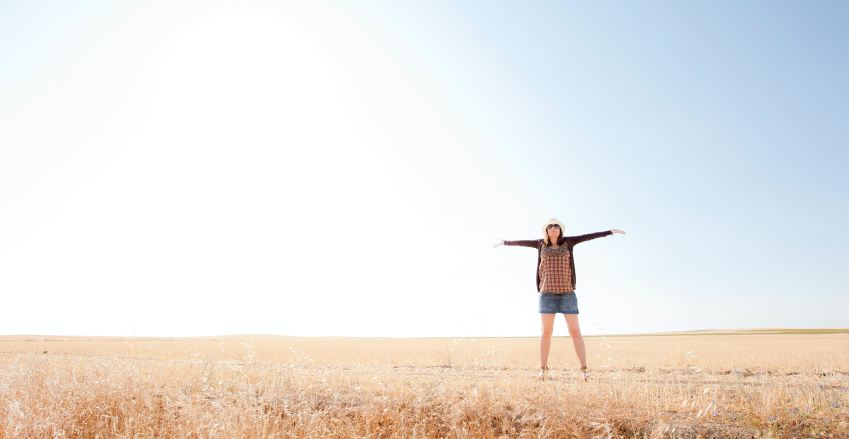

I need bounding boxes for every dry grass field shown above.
[2,331,848,438]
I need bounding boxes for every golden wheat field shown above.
[2,331,848,438]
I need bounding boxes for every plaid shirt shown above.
[503,231,612,292]
[539,245,573,293]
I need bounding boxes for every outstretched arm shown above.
[494,239,541,248]
[569,229,625,245]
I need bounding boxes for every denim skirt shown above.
[539,292,579,314]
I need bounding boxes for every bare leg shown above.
[564,314,586,369]
[540,313,555,368]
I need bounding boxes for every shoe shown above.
[538,366,549,381]
[580,366,588,382]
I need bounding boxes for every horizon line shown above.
[3,328,848,340]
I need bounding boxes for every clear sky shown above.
[2,1,847,337]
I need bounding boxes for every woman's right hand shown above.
[493,240,504,248]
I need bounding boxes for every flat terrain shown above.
[2,331,848,438]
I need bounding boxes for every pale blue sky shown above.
[1,1,847,337]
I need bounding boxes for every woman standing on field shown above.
[495,219,625,381]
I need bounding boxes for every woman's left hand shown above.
[611,229,626,235]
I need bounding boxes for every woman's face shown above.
[546,224,561,240]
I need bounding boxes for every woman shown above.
[495,219,625,381]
